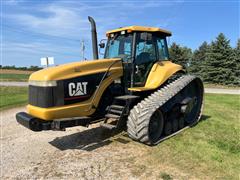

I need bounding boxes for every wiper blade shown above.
[110,33,119,44]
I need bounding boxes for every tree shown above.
[232,39,240,85]
[29,66,42,71]
[203,33,235,85]
[1,65,42,71]
[189,41,210,77]
[169,42,192,69]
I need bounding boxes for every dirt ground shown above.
[1,107,193,179]
[0,69,34,74]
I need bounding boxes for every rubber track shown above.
[127,75,203,145]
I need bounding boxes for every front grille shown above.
[28,72,105,108]
[28,82,64,108]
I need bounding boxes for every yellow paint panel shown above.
[106,26,172,36]
[29,58,121,81]
[128,61,183,92]
[27,59,123,120]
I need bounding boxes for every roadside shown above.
[0,84,239,112]
[0,69,239,94]
[0,86,28,110]
[0,69,34,74]
[1,94,239,179]
[0,69,33,82]
[0,82,28,87]
[205,88,240,95]
[204,83,240,89]
[0,74,29,82]
[0,81,239,95]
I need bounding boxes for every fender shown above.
[128,61,184,91]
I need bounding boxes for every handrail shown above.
[85,59,122,111]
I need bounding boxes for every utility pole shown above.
[46,57,49,67]
[81,40,85,60]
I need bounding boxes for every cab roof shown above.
[106,25,172,36]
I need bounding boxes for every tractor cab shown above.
[104,26,172,88]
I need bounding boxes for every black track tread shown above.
[127,75,203,145]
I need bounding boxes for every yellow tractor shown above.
[16,17,204,145]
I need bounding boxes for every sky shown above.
[1,0,239,67]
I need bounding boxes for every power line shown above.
[3,25,82,43]
[4,42,80,57]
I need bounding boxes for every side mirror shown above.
[99,39,107,56]
[99,42,105,48]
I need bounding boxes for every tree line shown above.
[0,65,42,71]
[169,33,239,86]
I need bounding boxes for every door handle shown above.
[135,65,139,74]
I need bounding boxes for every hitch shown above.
[16,112,93,131]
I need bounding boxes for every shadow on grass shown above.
[49,126,129,151]
[200,114,211,121]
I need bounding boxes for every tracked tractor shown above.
[16,16,204,145]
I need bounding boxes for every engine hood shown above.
[29,58,122,81]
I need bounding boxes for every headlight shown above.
[29,80,57,87]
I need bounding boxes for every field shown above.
[1,87,239,179]
[0,69,33,81]
[0,86,28,110]
[136,94,240,179]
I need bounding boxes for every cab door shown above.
[133,32,158,87]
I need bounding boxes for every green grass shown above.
[0,73,30,81]
[0,86,28,110]
[141,94,240,179]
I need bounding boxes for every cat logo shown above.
[68,82,88,96]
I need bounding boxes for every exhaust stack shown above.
[88,16,99,60]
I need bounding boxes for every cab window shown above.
[135,32,157,65]
[105,34,133,61]
[133,32,157,87]
[156,37,169,60]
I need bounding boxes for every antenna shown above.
[80,40,85,60]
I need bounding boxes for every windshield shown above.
[104,34,133,60]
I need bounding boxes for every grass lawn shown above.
[131,94,240,179]
[0,86,28,110]
[0,73,30,81]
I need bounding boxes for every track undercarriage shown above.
[126,75,204,145]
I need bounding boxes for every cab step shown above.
[114,95,139,100]
[105,113,120,119]
[100,123,116,130]
[108,109,122,115]
[102,95,139,130]
[110,105,125,110]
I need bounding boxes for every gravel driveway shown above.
[1,107,192,179]
[1,107,134,179]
